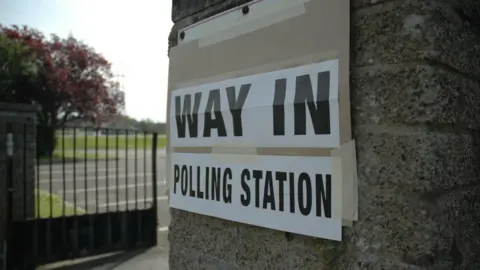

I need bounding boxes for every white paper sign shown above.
[169,152,342,241]
[170,60,340,148]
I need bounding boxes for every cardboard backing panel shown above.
[167,0,355,226]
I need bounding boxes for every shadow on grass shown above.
[35,189,85,218]
[39,249,150,270]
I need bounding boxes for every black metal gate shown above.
[4,123,160,269]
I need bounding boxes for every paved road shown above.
[38,148,170,228]
[57,148,166,159]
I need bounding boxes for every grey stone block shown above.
[0,103,37,240]
[168,0,480,269]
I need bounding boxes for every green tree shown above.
[0,33,37,99]
[0,25,125,156]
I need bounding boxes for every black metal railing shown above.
[35,126,159,217]
[5,123,161,269]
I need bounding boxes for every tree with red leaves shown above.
[0,25,125,155]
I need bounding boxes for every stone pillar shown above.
[168,0,480,269]
[0,103,37,241]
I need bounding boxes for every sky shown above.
[0,0,172,122]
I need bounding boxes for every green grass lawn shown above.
[56,134,167,150]
[35,189,84,218]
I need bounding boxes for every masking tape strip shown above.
[331,156,343,221]
[330,140,358,226]
[172,50,339,91]
[179,0,309,46]
[198,2,308,48]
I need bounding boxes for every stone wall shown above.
[0,103,37,241]
[168,0,480,269]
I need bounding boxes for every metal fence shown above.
[5,123,160,269]
[38,126,159,215]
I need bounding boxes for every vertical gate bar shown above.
[84,128,88,213]
[89,214,95,253]
[49,129,53,217]
[62,128,68,256]
[143,132,147,208]
[23,123,33,266]
[137,209,142,246]
[135,132,141,243]
[84,128,94,255]
[72,128,79,256]
[73,128,77,212]
[22,124,29,264]
[151,133,158,246]
[125,130,129,210]
[62,128,67,215]
[22,123,27,219]
[92,126,101,248]
[92,127,100,254]
[36,129,40,218]
[152,133,158,215]
[32,123,38,270]
[106,130,109,213]
[106,130,112,246]
[5,123,13,269]
[134,132,138,210]
[21,122,34,268]
[116,130,119,212]
[46,125,53,261]
[95,128,99,214]
[22,123,32,266]
[35,125,41,265]
[122,130,129,248]
[89,214,95,254]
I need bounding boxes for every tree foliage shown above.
[0,25,125,156]
[0,25,125,127]
[0,33,37,97]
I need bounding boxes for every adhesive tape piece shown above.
[330,140,358,226]
[172,50,338,91]
[198,1,308,48]
[179,0,309,46]
[331,157,343,221]
[211,141,258,164]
